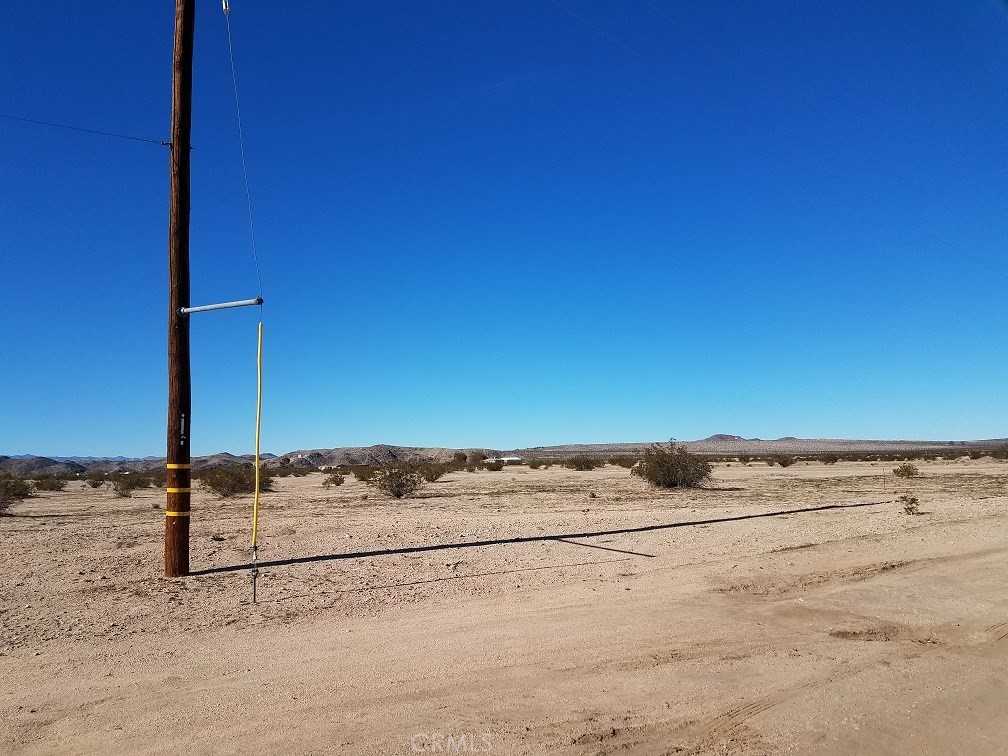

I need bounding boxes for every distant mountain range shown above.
[3,434,1006,477]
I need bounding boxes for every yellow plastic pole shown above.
[251,321,263,547]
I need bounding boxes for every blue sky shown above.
[2,1,1007,456]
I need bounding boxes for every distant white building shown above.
[485,456,523,465]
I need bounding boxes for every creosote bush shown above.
[111,475,142,498]
[272,465,313,478]
[0,476,34,510]
[323,472,345,488]
[893,463,919,479]
[483,461,504,472]
[820,454,840,465]
[563,455,602,472]
[899,494,921,515]
[452,452,468,465]
[419,463,448,482]
[351,465,376,482]
[467,451,487,466]
[608,457,637,468]
[85,474,105,488]
[368,464,424,498]
[527,459,543,469]
[772,455,796,468]
[33,477,66,492]
[199,464,273,498]
[632,441,711,489]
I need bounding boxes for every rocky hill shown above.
[5,435,1006,476]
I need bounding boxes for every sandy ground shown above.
[1,459,1007,754]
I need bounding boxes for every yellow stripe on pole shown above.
[251,321,264,547]
[166,487,191,493]
[166,463,191,469]
[165,510,190,517]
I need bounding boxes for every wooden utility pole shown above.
[165,0,196,577]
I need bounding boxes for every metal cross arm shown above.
[180,296,263,315]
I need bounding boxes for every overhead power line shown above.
[0,112,169,146]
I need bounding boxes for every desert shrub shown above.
[273,465,312,478]
[632,442,711,489]
[484,461,504,472]
[563,455,601,472]
[323,472,345,488]
[820,454,840,465]
[737,455,752,464]
[772,455,796,468]
[0,477,34,509]
[968,450,984,460]
[351,465,376,482]
[527,459,543,469]
[85,473,105,488]
[608,457,636,468]
[893,463,919,479]
[452,451,468,465]
[899,494,920,515]
[467,451,487,466]
[465,464,477,472]
[33,476,65,492]
[419,462,448,482]
[200,464,273,498]
[111,475,141,498]
[368,464,424,498]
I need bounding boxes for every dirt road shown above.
[2,461,1007,753]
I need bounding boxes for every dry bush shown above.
[608,457,637,468]
[820,454,840,465]
[419,463,448,482]
[452,451,468,465]
[893,463,919,479]
[369,464,424,498]
[0,477,34,510]
[351,465,376,482]
[632,442,711,489]
[111,475,142,498]
[737,455,752,464]
[467,451,487,466]
[483,461,504,472]
[564,455,602,471]
[772,455,796,468]
[85,473,105,488]
[272,465,313,478]
[527,459,543,469]
[199,465,273,498]
[323,472,345,488]
[33,476,66,492]
[899,494,921,515]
